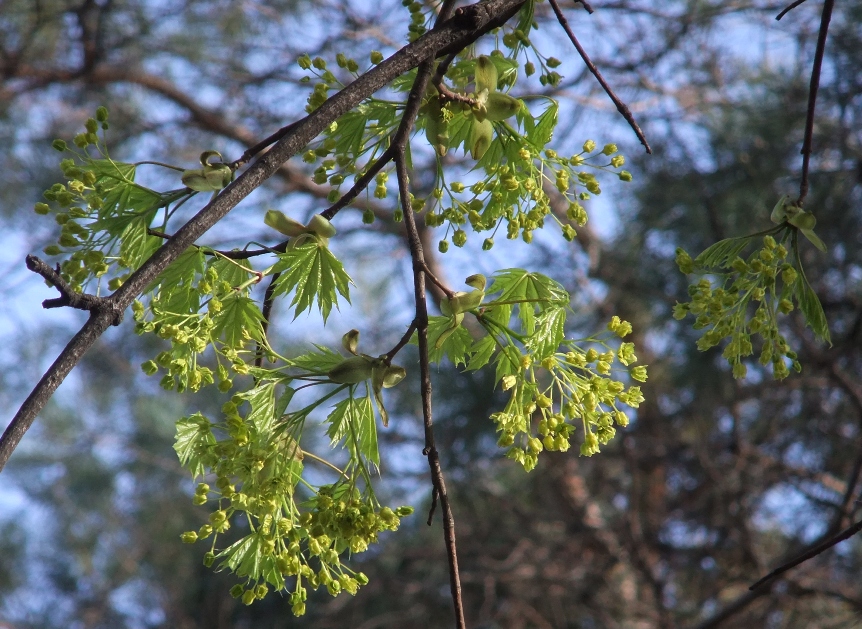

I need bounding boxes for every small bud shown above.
[482,237,494,251]
[362,209,375,224]
[370,50,383,64]
[52,139,67,152]
[601,143,618,156]
[180,531,198,544]
[95,106,109,122]
[438,239,449,253]
[582,140,596,153]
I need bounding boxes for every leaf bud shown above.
[474,56,498,93]
[328,356,374,384]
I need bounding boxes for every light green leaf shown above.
[466,335,496,371]
[326,395,379,465]
[237,382,277,436]
[694,236,753,269]
[800,228,827,252]
[272,241,352,321]
[427,315,473,366]
[525,306,566,360]
[486,269,568,335]
[173,413,215,478]
[218,532,262,577]
[119,215,161,269]
[212,293,266,348]
[532,100,558,148]
[290,344,345,373]
[208,256,253,290]
[796,272,831,345]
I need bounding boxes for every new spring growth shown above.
[437,274,486,349]
[771,195,826,252]
[327,329,406,426]
[181,151,234,192]
[264,210,337,248]
[465,56,522,159]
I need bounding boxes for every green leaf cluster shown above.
[419,269,647,469]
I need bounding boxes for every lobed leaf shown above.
[272,241,352,321]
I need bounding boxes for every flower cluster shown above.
[491,317,646,469]
[674,235,802,379]
[177,395,413,615]
[427,140,630,252]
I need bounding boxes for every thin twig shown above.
[796,0,834,206]
[776,0,808,20]
[255,272,281,369]
[578,0,595,13]
[148,228,289,259]
[384,320,418,364]
[749,518,862,591]
[320,146,394,222]
[421,261,455,298]
[26,255,122,323]
[547,0,651,154]
[395,57,467,629]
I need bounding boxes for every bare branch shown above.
[749,518,862,591]
[547,0,651,154]
[796,0,834,206]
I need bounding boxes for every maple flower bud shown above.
[181,531,198,544]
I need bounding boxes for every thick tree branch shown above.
[0,0,529,473]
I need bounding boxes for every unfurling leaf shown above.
[470,118,493,160]
[328,356,375,384]
[425,96,449,157]
[484,92,522,121]
[181,151,233,192]
[342,329,360,355]
[265,210,310,238]
[475,55,498,93]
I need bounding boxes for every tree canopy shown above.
[1,0,861,627]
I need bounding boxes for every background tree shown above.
[1,0,860,628]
